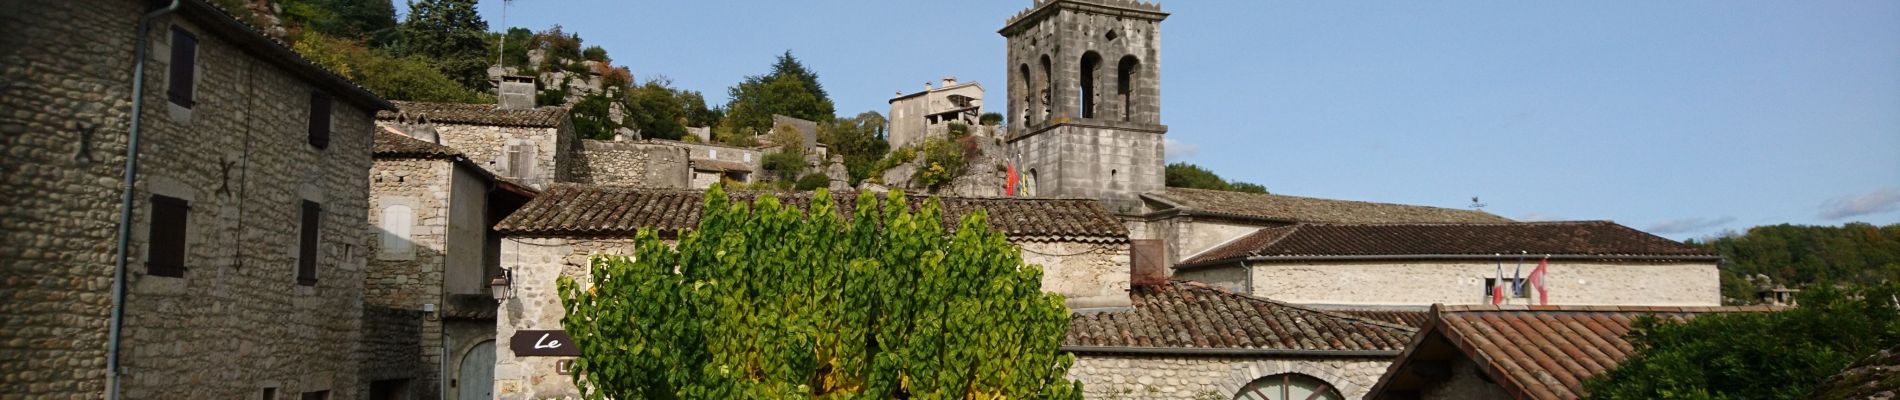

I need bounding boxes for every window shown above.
[378,205,413,257]
[260,387,276,400]
[299,390,328,400]
[308,92,332,149]
[1118,55,1140,122]
[1484,278,1531,299]
[1235,373,1343,400]
[708,149,717,159]
[1079,51,1101,119]
[147,195,188,277]
[167,27,197,107]
[298,200,321,286]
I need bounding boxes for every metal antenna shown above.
[1469,196,1487,211]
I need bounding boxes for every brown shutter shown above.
[298,200,320,285]
[167,27,196,107]
[147,195,189,277]
[308,92,332,149]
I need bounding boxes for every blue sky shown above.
[413,0,1900,240]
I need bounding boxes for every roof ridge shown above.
[1167,281,1419,332]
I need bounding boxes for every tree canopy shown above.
[1690,223,1900,303]
[1582,284,1900,400]
[397,0,492,90]
[1164,162,1267,194]
[722,51,837,136]
[556,188,1083,399]
[819,112,890,185]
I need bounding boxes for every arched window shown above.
[1118,55,1140,122]
[1039,55,1053,121]
[1079,51,1102,119]
[1018,63,1033,126]
[1234,374,1342,400]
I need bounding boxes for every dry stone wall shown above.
[2,2,383,398]
[433,123,571,189]
[567,139,689,188]
[1069,354,1392,400]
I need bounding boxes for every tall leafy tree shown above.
[1692,223,1900,303]
[557,188,1083,399]
[398,0,491,90]
[1165,162,1267,194]
[1583,284,1900,400]
[722,51,837,135]
[820,112,890,184]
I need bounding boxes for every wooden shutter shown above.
[147,195,189,277]
[166,27,196,107]
[308,92,332,149]
[298,200,321,285]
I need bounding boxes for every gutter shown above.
[1061,346,1399,358]
[1174,253,1726,271]
[109,2,184,399]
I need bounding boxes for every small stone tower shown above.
[1002,0,1168,213]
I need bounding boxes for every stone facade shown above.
[0,1,390,398]
[1003,0,1168,212]
[566,139,690,188]
[1140,214,1274,266]
[1022,241,1132,308]
[492,237,641,400]
[431,123,575,190]
[1069,354,1392,399]
[889,77,985,150]
[1175,260,1721,306]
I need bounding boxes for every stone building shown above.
[1002,0,1169,212]
[484,185,1133,399]
[0,0,395,398]
[365,129,538,400]
[1065,281,1417,399]
[1364,305,1770,400]
[659,139,764,188]
[1135,187,1514,265]
[375,100,577,190]
[889,76,985,149]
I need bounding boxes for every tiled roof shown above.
[1063,281,1415,352]
[1143,188,1512,224]
[1181,221,1715,265]
[1329,309,1431,328]
[376,101,568,128]
[1366,304,1776,400]
[494,184,1128,242]
[372,128,460,159]
[691,159,754,172]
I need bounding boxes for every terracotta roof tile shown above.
[1330,309,1432,328]
[1183,221,1714,265]
[1146,187,1512,224]
[495,184,1128,242]
[376,100,568,128]
[372,128,460,159]
[1064,282,1416,352]
[1367,305,1774,400]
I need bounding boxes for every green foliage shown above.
[291,31,489,103]
[499,27,536,71]
[980,112,1004,126]
[867,146,918,184]
[947,122,970,138]
[556,188,1083,399]
[615,78,716,141]
[1583,284,1900,400]
[723,51,837,135]
[819,112,890,185]
[912,138,967,190]
[398,0,491,90]
[571,92,620,140]
[1696,223,1900,303]
[762,151,807,182]
[794,173,831,191]
[1164,162,1268,194]
[279,0,397,47]
[582,45,610,62]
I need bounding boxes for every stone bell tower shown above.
[1002,0,1168,213]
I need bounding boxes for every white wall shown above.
[1235,260,1719,306]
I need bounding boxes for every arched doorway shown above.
[1234,373,1343,400]
[456,340,495,400]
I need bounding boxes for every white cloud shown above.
[1163,138,1198,161]
[1819,188,1900,220]
[1645,216,1737,235]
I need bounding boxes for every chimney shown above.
[941,76,957,87]
[498,75,536,110]
[1130,239,1168,286]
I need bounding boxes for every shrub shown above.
[557,189,1083,399]
[980,112,1003,126]
[761,151,806,181]
[794,172,831,190]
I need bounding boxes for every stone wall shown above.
[432,123,571,189]
[366,158,454,399]
[1021,241,1132,308]
[1069,354,1392,400]
[493,237,640,400]
[567,139,689,188]
[1011,124,1165,213]
[1169,218,1278,264]
[1,2,383,398]
[1177,260,1721,306]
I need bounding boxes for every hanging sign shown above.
[509,330,580,357]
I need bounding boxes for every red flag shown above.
[1530,256,1550,305]
[1005,162,1019,196]
[1492,282,1506,305]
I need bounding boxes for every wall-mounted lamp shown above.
[421,303,438,321]
[490,269,514,301]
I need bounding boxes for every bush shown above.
[761,151,806,181]
[947,121,970,138]
[581,45,609,62]
[911,138,965,190]
[794,172,831,190]
[557,189,1083,399]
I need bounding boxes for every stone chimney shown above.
[923,82,932,91]
[1130,239,1168,286]
[498,75,536,110]
[941,76,958,87]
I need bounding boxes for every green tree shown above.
[980,112,1004,126]
[280,0,398,46]
[722,51,836,135]
[557,188,1083,399]
[570,91,620,140]
[819,112,890,185]
[1164,162,1267,194]
[398,0,491,90]
[498,27,536,71]
[1582,284,1900,400]
[291,31,489,103]
[1697,223,1900,303]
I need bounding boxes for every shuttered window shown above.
[298,200,321,286]
[166,27,196,108]
[147,195,189,277]
[308,92,332,149]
